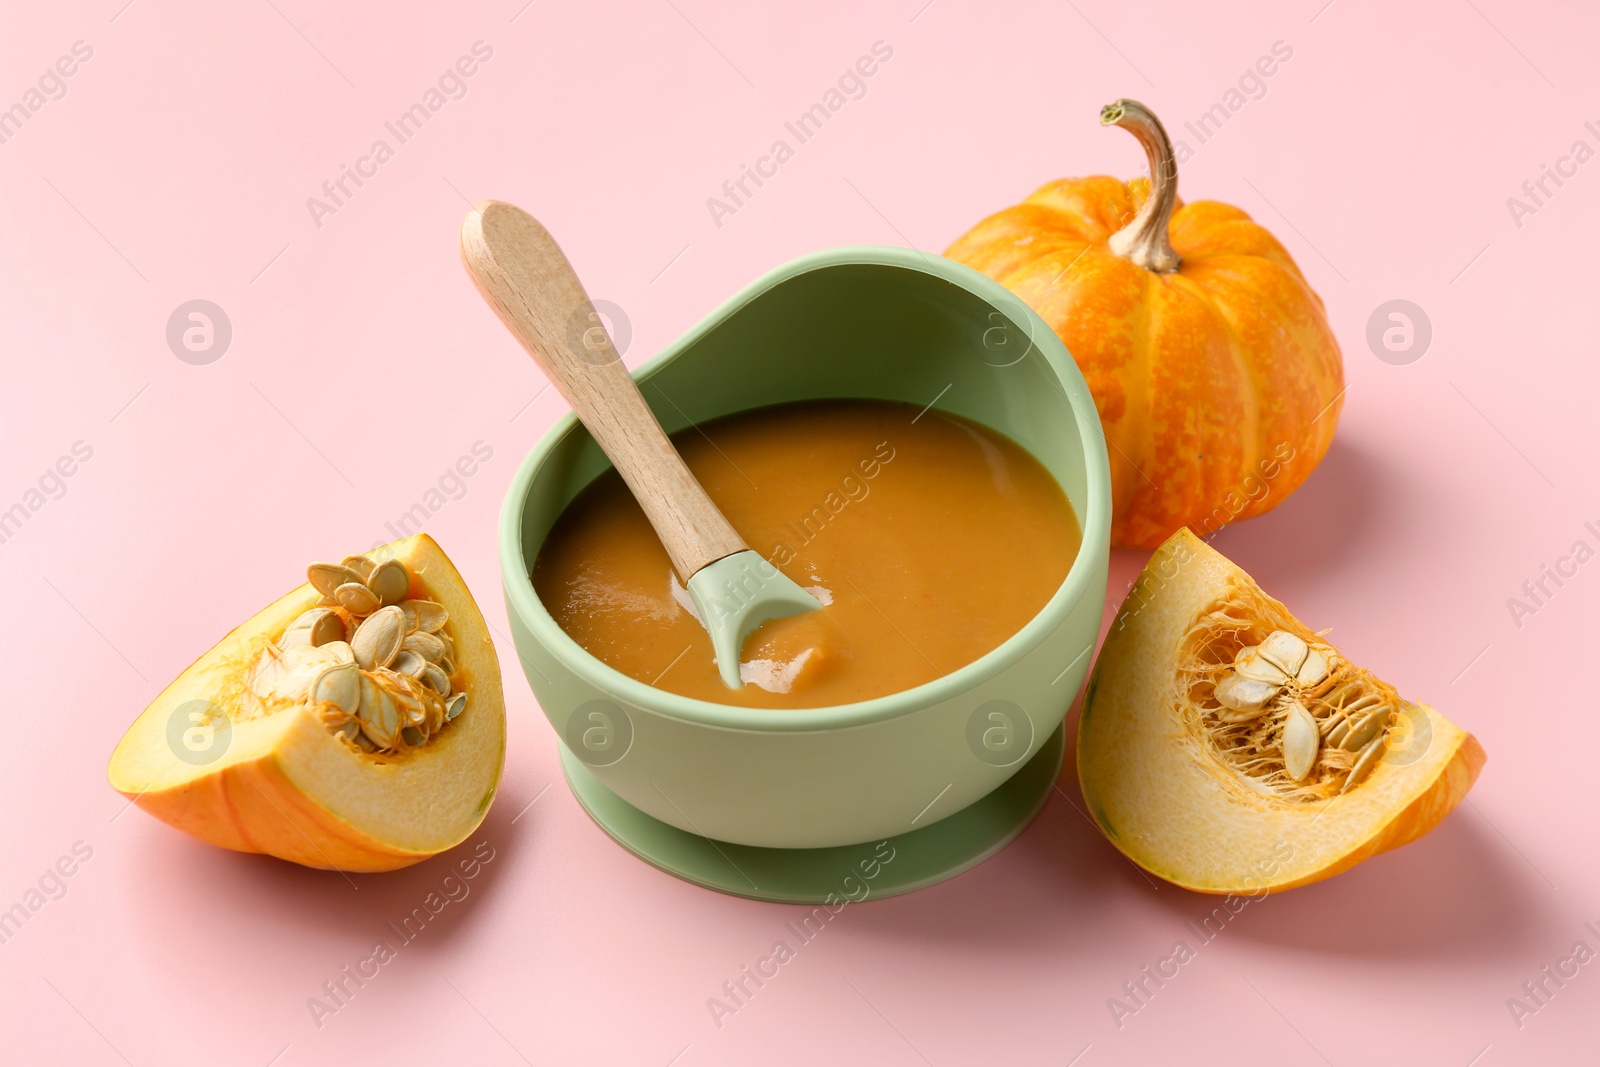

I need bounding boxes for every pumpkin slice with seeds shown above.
[108,534,505,873]
[1078,529,1485,893]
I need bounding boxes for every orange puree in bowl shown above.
[533,399,1080,708]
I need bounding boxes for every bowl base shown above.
[558,723,1065,904]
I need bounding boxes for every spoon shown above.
[460,200,821,689]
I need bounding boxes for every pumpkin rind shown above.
[946,125,1344,549]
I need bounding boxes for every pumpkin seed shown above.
[1234,647,1289,685]
[446,693,466,720]
[1258,630,1308,676]
[424,697,446,733]
[259,642,342,702]
[401,725,425,747]
[1214,674,1278,719]
[400,599,448,634]
[357,674,402,749]
[245,646,287,700]
[367,560,411,606]
[1342,734,1386,792]
[402,631,446,662]
[393,649,427,679]
[310,661,361,715]
[282,607,344,649]
[282,642,332,669]
[340,554,376,581]
[312,613,346,646]
[1281,701,1319,782]
[279,629,312,650]
[380,676,429,727]
[333,582,380,615]
[1339,706,1390,753]
[419,661,451,697]
[1296,648,1330,686]
[351,606,405,669]
[308,562,365,598]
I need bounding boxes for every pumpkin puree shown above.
[534,399,1081,707]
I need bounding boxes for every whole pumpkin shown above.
[945,99,1344,549]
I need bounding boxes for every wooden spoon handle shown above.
[460,200,746,579]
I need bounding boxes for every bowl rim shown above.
[498,245,1111,733]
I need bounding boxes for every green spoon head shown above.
[685,550,823,688]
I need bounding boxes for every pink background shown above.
[2,0,1594,1063]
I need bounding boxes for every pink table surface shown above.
[3,1,1595,1063]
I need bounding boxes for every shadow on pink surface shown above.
[1210,814,1530,960]
[1207,436,1390,581]
[1099,438,1387,660]
[829,761,1534,970]
[120,778,534,954]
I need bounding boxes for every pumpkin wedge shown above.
[108,534,505,873]
[1078,530,1484,893]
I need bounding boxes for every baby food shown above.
[534,399,1080,707]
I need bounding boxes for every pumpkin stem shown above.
[1101,99,1181,274]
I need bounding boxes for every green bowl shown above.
[500,247,1110,852]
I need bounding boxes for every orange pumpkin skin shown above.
[946,175,1344,549]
